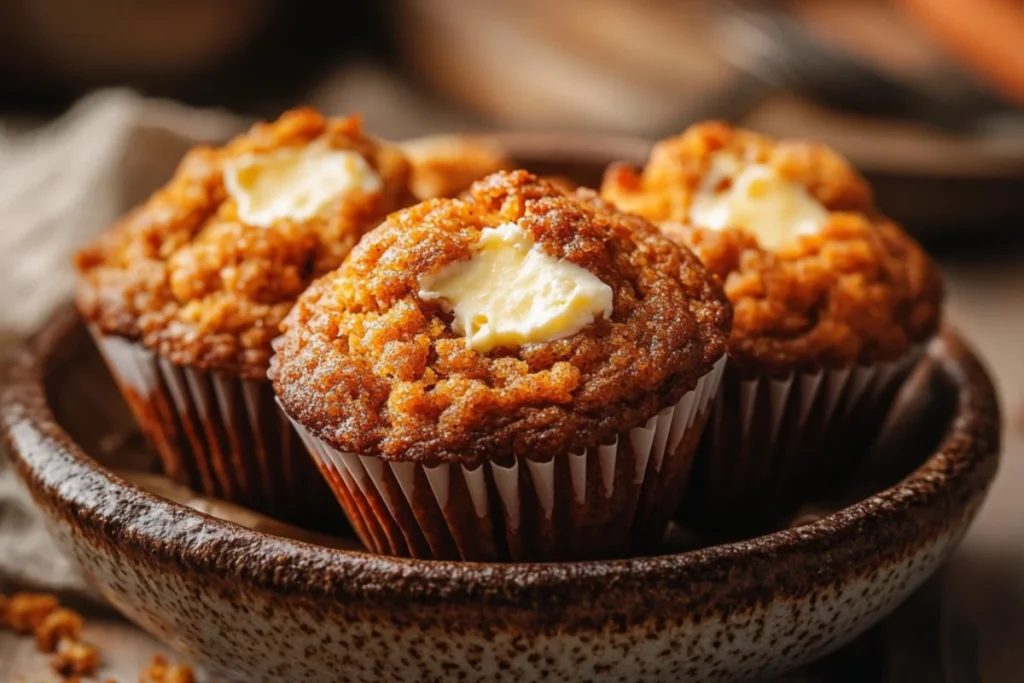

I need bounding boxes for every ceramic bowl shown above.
[0,138,1001,683]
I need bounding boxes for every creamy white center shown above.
[689,151,828,249]
[223,142,382,227]
[418,222,614,352]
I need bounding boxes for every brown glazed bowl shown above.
[0,136,1001,683]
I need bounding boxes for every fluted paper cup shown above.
[682,348,925,534]
[91,330,347,534]
[289,357,726,562]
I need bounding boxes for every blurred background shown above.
[2,0,1024,680]
[2,0,1024,238]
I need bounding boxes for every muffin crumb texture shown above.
[602,121,942,373]
[272,170,729,464]
[75,108,414,378]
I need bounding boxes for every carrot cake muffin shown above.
[271,170,730,561]
[399,134,513,201]
[601,122,943,531]
[74,108,415,531]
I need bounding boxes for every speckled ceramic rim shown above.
[0,306,1000,612]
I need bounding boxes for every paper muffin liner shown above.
[90,330,346,533]
[288,357,726,562]
[681,347,926,534]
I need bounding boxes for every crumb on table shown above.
[140,654,196,683]
[4,592,59,634]
[36,607,85,652]
[52,637,101,677]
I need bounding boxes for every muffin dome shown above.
[271,170,730,466]
[75,108,414,379]
[601,122,942,376]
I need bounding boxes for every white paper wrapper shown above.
[290,357,726,561]
[90,329,345,532]
[684,347,925,532]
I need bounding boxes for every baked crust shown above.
[601,121,943,375]
[74,108,414,379]
[271,170,730,464]
[399,134,514,200]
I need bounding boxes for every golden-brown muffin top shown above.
[601,122,942,375]
[399,134,514,201]
[75,108,414,379]
[271,170,730,464]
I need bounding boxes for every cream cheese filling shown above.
[418,222,614,352]
[689,151,829,249]
[224,141,382,227]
